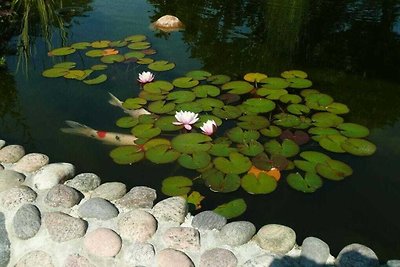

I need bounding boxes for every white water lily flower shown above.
[172,110,199,130]
[137,71,155,84]
[200,120,217,136]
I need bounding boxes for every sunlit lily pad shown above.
[131,123,161,139]
[128,41,151,50]
[287,104,310,115]
[187,191,205,210]
[148,100,175,114]
[237,140,264,156]
[161,176,192,196]
[241,98,276,114]
[83,74,107,85]
[167,91,196,103]
[287,172,323,193]
[207,74,231,85]
[281,70,308,79]
[237,115,269,130]
[316,159,353,180]
[91,64,108,71]
[279,94,302,104]
[221,81,254,94]
[202,168,241,193]
[124,51,145,59]
[214,152,252,174]
[122,97,147,109]
[241,173,277,194]
[116,117,139,128]
[145,144,180,164]
[137,58,155,64]
[178,152,211,169]
[244,73,268,83]
[256,88,288,100]
[91,40,110,48]
[155,116,183,131]
[171,133,212,153]
[319,134,347,153]
[186,70,212,80]
[325,102,350,114]
[148,60,175,71]
[172,77,199,88]
[341,138,376,156]
[42,68,69,78]
[85,49,104,57]
[209,143,238,157]
[337,123,370,138]
[71,42,91,49]
[196,98,224,111]
[53,62,76,69]
[101,54,125,64]
[64,70,86,79]
[264,139,300,158]
[109,145,144,164]
[260,125,282,137]
[312,112,344,127]
[213,198,247,219]
[193,85,220,98]
[212,105,242,119]
[273,113,301,128]
[48,46,76,56]
[144,81,174,93]
[125,35,147,42]
[227,127,260,143]
[287,78,313,89]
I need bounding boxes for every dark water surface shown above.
[1,0,400,261]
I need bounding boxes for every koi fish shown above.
[108,93,150,119]
[60,120,138,146]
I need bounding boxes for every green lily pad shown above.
[256,88,288,100]
[122,98,147,109]
[207,74,231,85]
[273,113,301,128]
[312,112,344,127]
[316,159,353,180]
[127,41,151,50]
[186,70,212,80]
[264,139,300,158]
[91,40,110,48]
[100,54,125,64]
[171,133,212,153]
[167,91,196,103]
[260,77,290,89]
[109,40,128,47]
[143,138,171,150]
[148,100,176,114]
[287,104,310,115]
[53,62,76,69]
[144,81,174,93]
[237,115,269,130]
[116,117,139,128]
[214,152,252,174]
[301,89,320,97]
[260,125,282,137]
[241,98,276,114]
[305,93,334,110]
[196,98,224,111]
[176,102,203,113]
[293,116,312,129]
[137,58,154,65]
[237,140,264,156]
[212,105,242,119]
[125,35,147,42]
[193,85,220,98]
[325,102,350,114]
[178,152,211,170]
[109,145,144,164]
[294,151,331,173]
[202,168,241,193]
[279,94,302,104]
[308,127,340,141]
[161,176,192,196]
[244,72,268,83]
[42,68,69,78]
[48,46,76,56]
[337,123,369,138]
[227,127,260,143]
[221,81,254,94]
[139,91,166,101]
[286,172,323,193]
[139,114,158,125]
[91,64,108,71]
[148,60,175,71]
[213,198,247,219]
[241,173,277,194]
[154,116,183,131]
[281,70,308,79]
[172,77,199,88]
[83,74,107,85]
[341,138,377,156]
[319,134,348,153]
[85,49,104,57]
[64,70,87,79]
[209,143,238,157]
[71,42,91,49]
[287,78,313,89]
[124,51,145,59]
[145,144,180,164]
[131,123,161,139]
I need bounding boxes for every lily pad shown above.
[186,70,212,80]
[227,127,260,143]
[221,81,254,94]
[237,115,269,130]
[196,98,224,111]
[143,138,171,150]
[218,93,241,105]
[316,159,353,180]
[137,58,154,64]
[148,100,176,114]
[305,93,334,110]
[83,74,107,85]
[172,77,199,88]
[42,68,69,78]
[341,138,377,156]
[109,145,144,164]
[109,40,128,47]
[64,70,86,79]
[212,105,242,119]
[122,97,147,109]
[252,153,289,171]
[101,54,125,64]
[237,140,264,156]
[161,176,192,196]
[209,143,238,157]
[241,173,277,194]
[294,151,331,173]
[337,123,369,138]
[178,152,211,169]
[127,41,151,50]
[264,139,300,158]
[139,91,166,101]
[308,127,340,141]
[53,62,76,69]
[214,152,252,174]
[125,34,147,42]
[187,191,205,210]
[91,64,108,71]
[91,40,110,48]
[148,60,175,71]
[213,198,247,219]
[281,70,308,79]
[131,123,161,139]
[193,85,220,98]
[279,94,302,104]
[325,102,350,114]
[241,98,276,114]
[319,134,348,153]
[301,89,320,97]
[286,172,323,193]
[71,42,91,49]
[260,77,290,89]
[260,125,282,137]
[155,116,183,131]
[171,133,212,153]
[167,91,196,103]
[176,102,203,113]
[116,117,139,128]
[287,78,313,89]
[85,49,104,57]
[138,114,158,124]
[145,144,180,164]
[273,113,301,128]
[124,51,145,59]
[287,104,310,115]
[256,88,288,100]
[203,168,241,193]
[312,112,344,127]
[280,129,310,145]
[144,81,174,93]
[48,46,76,56]
[207,74,231,85]
[244,72,268,83]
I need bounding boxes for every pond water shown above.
[1,0,400,261]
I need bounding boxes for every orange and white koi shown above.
[108,93,150,119]
[60,120,138,146]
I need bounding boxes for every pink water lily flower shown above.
[172,110,199,130]
[137,71,155,84]
[200,120,217,136]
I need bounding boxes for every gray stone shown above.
[163,227,200,251]
[192,210,227,230]
[0,213,10,267]
[118,209,157,242]
[15,250,54,267]
[0,185,37,209]
[13,153,49,173]
[0,170,25,192]
[386,260,400,267]
[0,141,5,149]
[242,253,300,267]
[123,242,155,266]
[0,145,25,163]
[115,186,157,210]
[45,184,81,208]
[33,163,75,190]
[64,254,95,267]
[78,198,119,220]
[43,212,87,242]
[156,248,194,267]
[0,164,3,171]
[200,248,238,267]
[152,196,187,224]
[255,224,296,255]
[84,228,122,257]
[64,173,101,192]
[335,243,379,267]
[13,204,41,239]
[300,237,330,266]
[220,221,256,246]
[91,182,126,201]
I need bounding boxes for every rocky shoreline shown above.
[0,140,398,267]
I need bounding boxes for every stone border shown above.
[0,140,397,267]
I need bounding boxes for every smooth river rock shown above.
[152,196,187,224]
[43,212,87,242]
[156,248,194,267]
[199,248,238,267]
[254,224,296,255]
[192,210,227,230]
[91,182,126,201]
[13,153,49,173]
[0,141,5,149]
[122,242,155,266]
[15,250,54,267]
[0,145,25,163]
[0,212,10,267]
[13,204,41,239]
[118,209,157,242]
[335,243,379,267]
[0,185,37,209]
[84,228,122,257]
[115,186,157,210]
[219,221,256,246]
[386,260,400,267]
[0,170,25,192]
[78,197,119,220]
[64,173,101,192]
[300,236,330,266]
[163,227,200,251]
[45,184,81,208]
[32,163,75,190]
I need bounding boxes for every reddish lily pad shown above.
[280,129,310,145]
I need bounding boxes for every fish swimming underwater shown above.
[108,93,150,119]
[61,120,138,146]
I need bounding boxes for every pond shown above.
[1,0,400,261]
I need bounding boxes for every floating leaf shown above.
[281,70,308,79]
[42,68,69,78]
[287,78,313,89]
[148,60,175,71]
[264,139,300,158]
[260,77,290,89]
[186,191,205,210]
[308,127,340,141]
[145,144,180,163]
[214,152,252,174]
[186,70,212,80]
[142,49,156,55]
[139,91,166,101]
[48,46,76,56]
[143,138,171,150]
[144,81,174,93]
[209,143,238,157]
[207,74,231,85]
[341,138,377,156]
[241,173,277,194]
[325,102,350,114]
[241,98,276,114]
[131,124,161,139]
[53,62,76,69]
[212,105,242,119]
[221,81,254,94]
[196,98,224,111]
[273,113,301,128]
[116,117,139,128]
[193,85,220,98]
[337,123,370,138]
[312,112,344,127]
[161,176,192,196]
[178,152,211,169]
[237,140,264,156]
[287,172,323,193]
[91,64,108,71]
[64,70,86,79]
[137,58,154,64]
[167,91,196,103]
[128,41,151,50]
[85,49,104,57]
[316,159,353,180]
[279,94,302,104]
[125,35,147,42]
[305,93,334,110]
[71,42,91,49]
[155,116,183,131]
[260,126,282,137]
[252,153,289,171]
[171,133,212,153]
[83,74,107,85]
[100,54,125,64]
[287,104,310,115]
[244,72,268,83]
[148,100,176,114]
[172,77,199,88]
[124,51,145,59]
[91,40,110,48]
[176,102,203,113]
[294,151,331,173]
[226,127,260,143]
[256,88,288,100]
[280,129,310,145]
[203,168,241,193]
[237,115,269,130]
[319,134,347,153]
[213,198,247,219]
[218,93,241,105]
[122,98,147,109]
[138,114,158,124]
[109,146,144,164]
[75,70,93,81]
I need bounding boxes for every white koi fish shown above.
[60,120,138,146]
[108,93,150,119]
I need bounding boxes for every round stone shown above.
[220,221,256,246]
[15,250,54,267]
[300,237,330,266]
[200,248,238,267]
[45,184,81,208]
[32,163,75,190]
[156,248,194,267]
[255,224,296,255]
[118,209,157,242]
[13,153,49,173]
[242,252,300,267]
[335,243,379,267]
[0,212,10,267]
[0,140,5,149]
[0,185,37,209]
[192,210,227,230]
[43,212,87,242]
[0,170,25,192]
[0,145,25,163]
[84,228,122,257]
[386,260,400,267]
[123,242,155,266]
[64,254,95,267]
[91,182,126,201]
[64,173,101,192]
[152,196,187,224]
[13,204,41,239]
[163,227,200,251]
[78,197,119,220]
[115,186,157,210]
